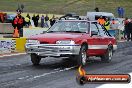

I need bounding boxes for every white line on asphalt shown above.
[0,53,26,58]
[54,68,61,71]
[97,72,132,88]
[18,76,30,80]
[26,66,77,81]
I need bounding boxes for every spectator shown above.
[26,13,30,19]
[25,16,30,27]
[50,15,56,27]
[124,18,129,40]
[45,14,49,28]
[41,15,45,28]
[36,14,39,27]
[12,9,25,37]
[94,7,99,12]
[32,14,36,27]
[127,18,132,41]
[121,7,124,18]
[49,18,53,27]
[117,7,122,18]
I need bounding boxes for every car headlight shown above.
[26,39,40,44]
[56,40,75,44]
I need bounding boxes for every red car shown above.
[25,20,117,66]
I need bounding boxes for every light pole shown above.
[17,0,20,10]
[93,0,96,10]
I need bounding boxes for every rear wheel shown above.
[30,53,41,65]
[101,46,113,63]
[76,45,87,66]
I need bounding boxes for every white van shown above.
[87,12,115,21]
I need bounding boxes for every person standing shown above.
[104,17,110,30]
[41,15,45,28]
[124,18,129,40]
[32,14,36,27]
[45,14,49,28]
[25,16,30,27]
[121,7,124,18]
[36,14,39,27]
[12,9,25,37]
[117,7,122,18]
[50,15,56,27]
[127,19,132,41]
[26,13,30,19]
[94,7,99,12]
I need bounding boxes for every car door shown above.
[96,23,109,45]
[88,22,103,55]
[90,22,100,44]
[96,23,112,54]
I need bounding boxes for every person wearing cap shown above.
[12,9,25,37]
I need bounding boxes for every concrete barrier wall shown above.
[0,38,15,54]
[0,23,14,33]
[0,38,27,54]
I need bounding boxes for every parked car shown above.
[5,14,16,23]
[59,13,80,20]
[25,18,117,66]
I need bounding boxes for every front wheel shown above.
[30,54,41,65]
[76,45,87,66]
[101,46,113,63]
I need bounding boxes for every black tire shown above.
[76,45,87,66]
[30,53,41,65]
[101,46,113,63]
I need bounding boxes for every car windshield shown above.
[47,21,89,33]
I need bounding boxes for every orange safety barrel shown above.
[13,27,19,38]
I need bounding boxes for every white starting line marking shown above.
[0,53,26,58]
[97,72,132,88]
[26,66,77,81]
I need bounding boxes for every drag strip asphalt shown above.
[0,42,132,88]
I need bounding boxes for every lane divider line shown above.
[26,66,77,81]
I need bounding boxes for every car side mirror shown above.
[91,31,98,36]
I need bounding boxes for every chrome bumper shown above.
[25,44,81,56]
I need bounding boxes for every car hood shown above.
[29,32,85,44]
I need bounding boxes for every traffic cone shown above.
[13,27,19,38]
